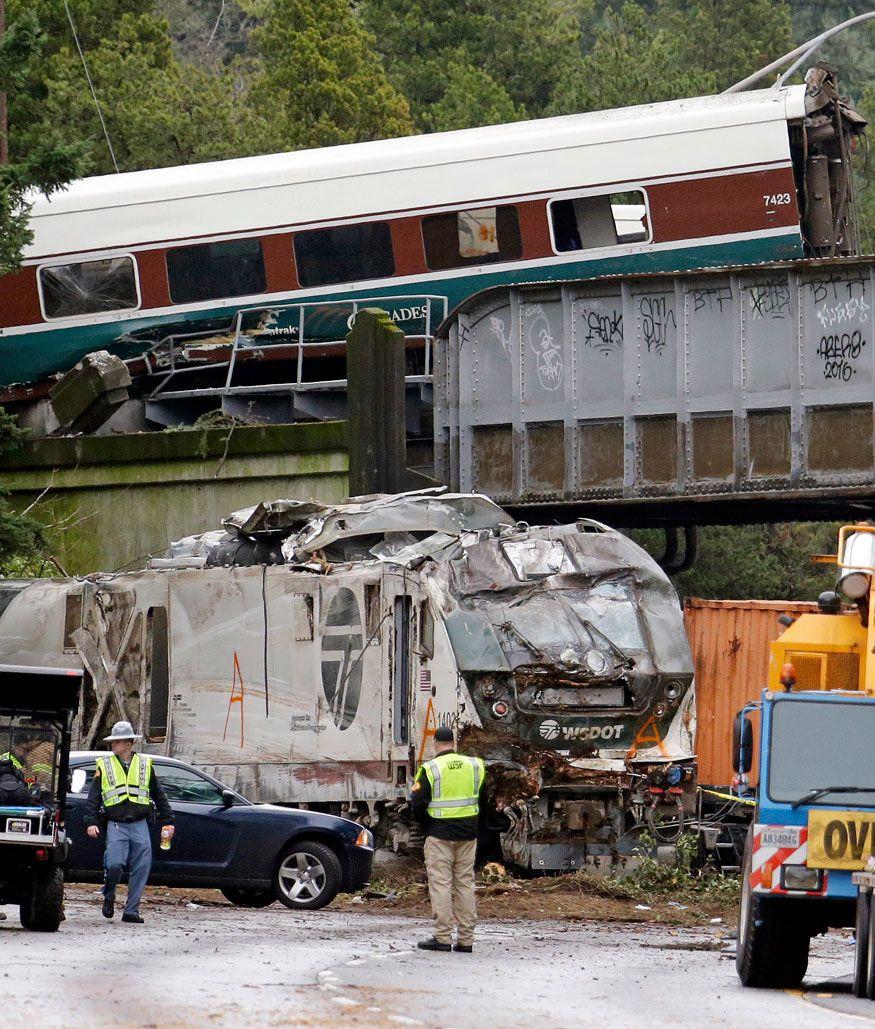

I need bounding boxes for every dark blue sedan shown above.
[64,752,374,910]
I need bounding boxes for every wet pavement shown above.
[0,893,871,1027]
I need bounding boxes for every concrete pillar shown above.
[346,308,407,496]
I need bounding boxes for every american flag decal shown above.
[420,669,432,691]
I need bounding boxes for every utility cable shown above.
[63,0,120,173]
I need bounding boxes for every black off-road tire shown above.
[221,887,275,908]
[853,888,871,998]
[273,840,343,911]
[736,830,809,989]
[19,867,64,932]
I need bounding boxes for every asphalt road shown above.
[1,893,872,1028]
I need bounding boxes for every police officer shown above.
[411,726,486,953]
[84,721,175,924]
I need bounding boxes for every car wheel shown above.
[220,887,275,908]
[274,841,342,911]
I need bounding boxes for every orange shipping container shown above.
[684,598,817,788]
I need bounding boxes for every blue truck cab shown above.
[736,688,875,988]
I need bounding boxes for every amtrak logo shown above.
[320,588,363,731]
[539,719,560,741]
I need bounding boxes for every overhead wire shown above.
[62,0,120,173]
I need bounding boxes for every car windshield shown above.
[0,716,59,802]
[768,699,875,807]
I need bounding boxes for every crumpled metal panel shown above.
[430,519,692,680]
[281,488,508,561]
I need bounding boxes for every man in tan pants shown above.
[410,726,486,953]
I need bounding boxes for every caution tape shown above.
[698,787,756,806]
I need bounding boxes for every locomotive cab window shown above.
[422,205,522,270]
[550,190,649,253]
[166,238,266,304]
[38,256,139,319]
[294,222,395,287]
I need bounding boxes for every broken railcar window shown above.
[146,606,170,739]
[294,221,395,287]
[550,190,649,253]
[39,256,139,319]
[364,584,382,640]
[166,238,267,304]
[63,593,84,653]
[422,205,522,271]
[419,601,434,659]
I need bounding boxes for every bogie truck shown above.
[736,525,875,990]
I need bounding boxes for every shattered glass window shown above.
[474,581,645,666]
[39,257,139,319]
[571,586,645,651]
[422,205,521,271]
[167,238,266,304]
[500,539,574,580]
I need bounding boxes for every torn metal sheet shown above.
[281,488,508,562]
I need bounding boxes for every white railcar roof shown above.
[25,86,806,259]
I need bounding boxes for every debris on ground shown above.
[333,851,740,928]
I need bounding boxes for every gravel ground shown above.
[0,887,870,1028]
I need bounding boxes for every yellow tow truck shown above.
[734,525,875,993]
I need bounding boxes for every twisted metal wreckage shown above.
[0,489,695,869]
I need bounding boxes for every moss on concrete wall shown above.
[3,423,349,574]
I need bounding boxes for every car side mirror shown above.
[221,789,236,808]
[732,711,754,774]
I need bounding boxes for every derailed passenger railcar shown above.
[0,490,694,870]
[0,66,863,389]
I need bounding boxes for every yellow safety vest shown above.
[421,752,485,820]
[0,752,23,771]
[97,754,153,808]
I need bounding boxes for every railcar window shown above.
[550,190,649,253]
[39,257,139,319]
[294,222,395,287]
[166,238,266,304]
[422,206,522,271]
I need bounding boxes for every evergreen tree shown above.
[242,0,413,151]
[6,2,252,176]
[0,4,83,274]
[0,407,46,572]
[32,11,248,174]
[359,0,586,130]
[550,0,791,115]
[632,522,841,601]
